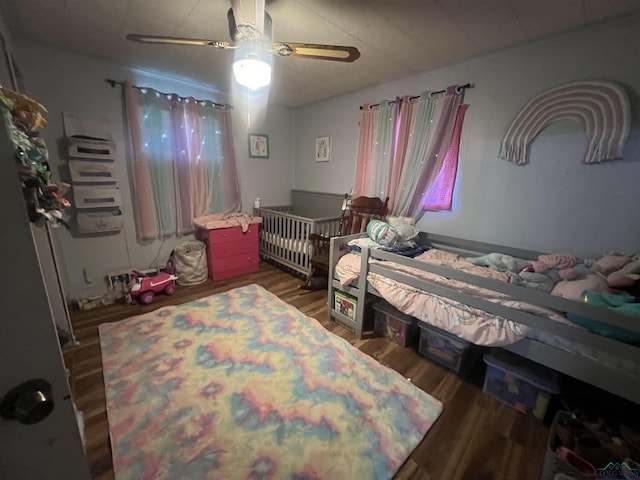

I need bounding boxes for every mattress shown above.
[336,249,571,347]
[335,250,639,376]
[261,231,309,254]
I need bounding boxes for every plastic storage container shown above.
[372,300,418,347]
[483,349,561,420]
[417,322,475,373]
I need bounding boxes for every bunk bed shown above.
[328,232,640,405]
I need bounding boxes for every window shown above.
[354,88,468,218]
[125,84,240,239]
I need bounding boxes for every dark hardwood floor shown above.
[64,261,553,480]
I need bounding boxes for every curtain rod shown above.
[105,79,231,109]
[359,83,473,110]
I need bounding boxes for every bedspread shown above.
[336,249,573,346]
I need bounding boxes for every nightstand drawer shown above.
[211,241,258,258]
[211,253,258,275]
[205,225,258,245]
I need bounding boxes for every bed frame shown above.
[254,191,345,276]
[328,232,640,405]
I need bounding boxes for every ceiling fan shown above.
[127,0,361,90]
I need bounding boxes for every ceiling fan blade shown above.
[126,34,236,49]
[272,43,360,62]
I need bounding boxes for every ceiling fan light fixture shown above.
[127,0,360,92]
[231,0,265,40]
[233,57,271,90]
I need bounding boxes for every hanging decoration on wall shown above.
[0,87,70,224]
[499,80,630,165]
[63,111,123,235]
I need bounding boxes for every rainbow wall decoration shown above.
[499,81,630,165]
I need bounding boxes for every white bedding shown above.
[262,232,309,254]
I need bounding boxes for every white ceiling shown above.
[3,0,640,108]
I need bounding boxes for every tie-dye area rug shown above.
[99,284,442,479]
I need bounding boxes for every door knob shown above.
[0,379,54,424]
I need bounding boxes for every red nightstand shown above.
[197,225,259,281]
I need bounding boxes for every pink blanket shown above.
[336,249,572,346]
[194,213,262,232]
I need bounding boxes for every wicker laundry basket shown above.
[174,241,208,286]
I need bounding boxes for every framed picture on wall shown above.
[315,135,331,162]
[249,133,269,158]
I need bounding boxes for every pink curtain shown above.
[124,83,240,240]
[124,83,157,239]
[423,104,468,211]
[353,105,377,197]
[353,88,466,218]
[387,96,416,211]
[393,86,464,218]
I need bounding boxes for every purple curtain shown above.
[423,104,469,211]
[393,86,464,218]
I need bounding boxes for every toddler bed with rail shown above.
[328,231,640,405]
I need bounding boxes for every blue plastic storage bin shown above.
[417,322,476,373]
[483,349,561,420]
[373,301,418,347]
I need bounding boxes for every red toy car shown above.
[126,270,178,305]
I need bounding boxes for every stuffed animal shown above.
[466,253,530,273]
[508,271,555,292]
[607,259,640,288]
[551,253,637,300]
[531,253,591,280]
[570,254,633,285]
[590,253,632,276]
[566,290,640,342]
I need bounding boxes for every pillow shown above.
[550,273,608,301]
[387,217,419,242]
[366,219,398,247]
[387,215,415,225]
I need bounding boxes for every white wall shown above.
[293,14,640,258]
[15,41,294,299]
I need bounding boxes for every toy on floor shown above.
[126,254,178,305]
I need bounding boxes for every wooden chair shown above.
[301,194,389,289]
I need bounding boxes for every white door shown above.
[0,124,90,478]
